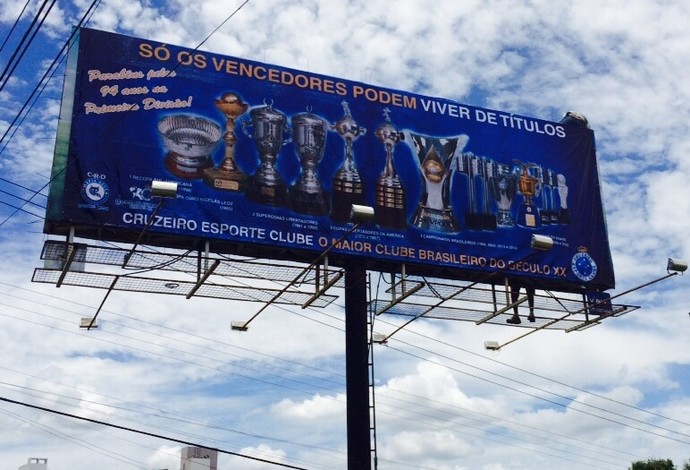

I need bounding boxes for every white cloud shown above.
[1,1,690,469]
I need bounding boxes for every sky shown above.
[1,0,690,469]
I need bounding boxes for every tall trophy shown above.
[489,162,516,227]
[374,108,406,230]
[331,101,367,223]
[513,159,542,228]
[538,165,552,226]
[203,92,249,191]
[463,153,497,231]
[548,169,560,224]
[557,173,570,224]
[289,109,329,216]
[243,101,291,206]
[405,132,468,233]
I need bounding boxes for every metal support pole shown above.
[345,261,371,470]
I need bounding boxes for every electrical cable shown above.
[0,280,668,466]
[389,317,690,428]
[0,0,55,93]
[0,0,31,53]
[0,394,310,470]
[0,286,628,466]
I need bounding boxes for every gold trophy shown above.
[203,92,249,191]
[513,159,542,228]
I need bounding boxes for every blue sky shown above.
[1,1,690,469]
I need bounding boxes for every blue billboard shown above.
[45,28,615,292]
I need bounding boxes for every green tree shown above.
[630,459,676,470]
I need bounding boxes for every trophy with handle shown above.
[242,101,291,206]
[513,159,542,228]
[289,108,329,216]
[330,101,367,223]
[374,108,406,230]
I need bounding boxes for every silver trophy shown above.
[374,108,406,230]
[331,101,367,223]
[548,169,560,224]
[463,153,497,231]
[243,101,291,207]
[158,115,222,180]
[489,163,516,227]
[405,132,468,233]
[513,160,542,228]
[289,109,329,215]
[538,165,554,225]
[557,173,570,224]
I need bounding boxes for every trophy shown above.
[463,153,497,231]
[331,101,367,223]
[158,115,222,179]
[547,169,560,224]
[538,165,552,226]
[405,132,468,233]
[557,173,570,224]
[289,109,329,216]
[374,108,406,230]
[203,93,249,191]
[489,163,516,227]
[513,160,542,228]
[243,101,291,206]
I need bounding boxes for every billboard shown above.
[45,27,615,293]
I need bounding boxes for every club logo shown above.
[81,178,110,205]
[571,246,597,282]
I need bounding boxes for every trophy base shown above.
[559,208,570,225]
[246,179,288,207]
[517,204,541,228]
[411,205,460,233]
[290,188,329,216]
[375,205,407,230]
[496,210,515,227]
[465,213,497,231]
[202,167,248,192]
[375,183,406,230]
[164,152,212,180]
[330,189,366,223]
[540,210,552,226]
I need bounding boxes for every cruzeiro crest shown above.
[571,246,597,282]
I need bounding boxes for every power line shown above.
[0,0,31,53]
[0,394,310,470]
[0,280,668,468]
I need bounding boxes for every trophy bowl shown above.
[158,115,222,158]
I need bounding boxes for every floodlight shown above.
[484,341,500,351]
[231,321,248,332]
[530,234,554,251]
[350,204,375,223]
[372,333,387,344]
[151,180,178,198]
[667,258,688,273]
[559,111,589,128]
[79,317,98,329]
